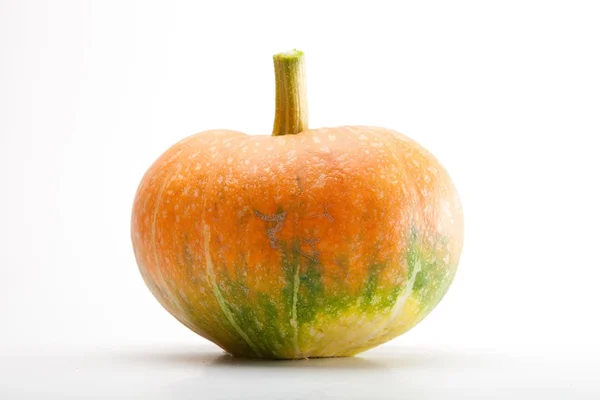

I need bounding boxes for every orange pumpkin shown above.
[131,50,463,359]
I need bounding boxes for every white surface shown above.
[2,343,599,400]
[1,0,600,398]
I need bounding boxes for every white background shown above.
[1,0,599,398]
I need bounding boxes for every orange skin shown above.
[131,126,463,359]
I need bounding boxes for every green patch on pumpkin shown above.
[201,228,456,358]
[405,231,454,314]
[216,264,297,358]
[358,263,400,312]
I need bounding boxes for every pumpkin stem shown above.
[272,49,309,136]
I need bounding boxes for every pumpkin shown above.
[131,50,463,359]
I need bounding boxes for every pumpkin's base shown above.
[224,350,359,361]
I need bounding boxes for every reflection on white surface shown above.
[1,344,598,399]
